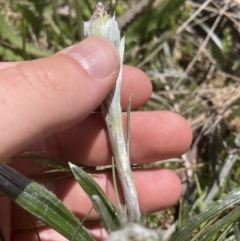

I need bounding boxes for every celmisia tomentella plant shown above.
[84,2,140,221]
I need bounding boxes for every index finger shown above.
[0,62,152,110]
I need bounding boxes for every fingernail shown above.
[66,38,119,79]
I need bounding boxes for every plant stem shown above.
[101,38,140,222]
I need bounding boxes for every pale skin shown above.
[0,37,192,241]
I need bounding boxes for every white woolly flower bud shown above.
[105,223,162,241]
[84,2,120,47]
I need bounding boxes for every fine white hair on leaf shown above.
[105,223,162,241]
[103,15,120,47]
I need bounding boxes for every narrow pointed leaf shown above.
[198,206,240,241]
[169,187,240,241]
[0,164,94,241]
[69,163,120,233]
[91,195,119,233]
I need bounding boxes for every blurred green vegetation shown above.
[1,0,240,240]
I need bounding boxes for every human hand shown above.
[0,37,192,241]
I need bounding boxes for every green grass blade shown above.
[198,206,240,241]
[169,187,240,241]
[204,153,237,207]
[0,45,24,61]
[69,163,120,233]
[0,13,52,57]
[73,0,84,41]
[91,195,119,233]
[0,164,94,241]
[233,222,240,241]
[157,0,187,29]
[216,224,233,241]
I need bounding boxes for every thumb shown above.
[0,37,120,162]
